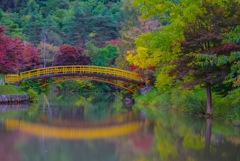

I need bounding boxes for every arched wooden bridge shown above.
[4,66,146,92]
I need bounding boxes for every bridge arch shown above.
[40,77,136,93]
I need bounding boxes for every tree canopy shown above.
[125,0,240,114]
[0,26,40,73]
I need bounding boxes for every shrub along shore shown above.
[133,88,240,125]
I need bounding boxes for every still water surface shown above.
[0,93,239,161]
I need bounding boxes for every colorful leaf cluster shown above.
[54,44,90,66]
[0,26,40,73]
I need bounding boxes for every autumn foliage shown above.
[170,1,240,89]
[0,26,40,73]
[54,44,90,66]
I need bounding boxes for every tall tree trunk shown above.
[206,84,212,115]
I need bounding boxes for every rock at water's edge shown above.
[0,94,29,104]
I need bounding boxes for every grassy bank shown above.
[133,88,240,124]
[0,85,26,95]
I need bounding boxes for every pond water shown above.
[0,93,239,161]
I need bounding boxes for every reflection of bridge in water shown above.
[5,112,146,140]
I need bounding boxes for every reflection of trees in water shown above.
[204,118,211,153]
[0,104,29,120]
[39,92,128,121]
[17,138,118,161]
[1,92,126,122]
[178,119,238,161]
[0,104,29,112]
[113,121,155,161]
[3,93,240,161]
[3,94,145,161]
[0,131,22,161]
[2,102,240,161]
[134,109,240,161]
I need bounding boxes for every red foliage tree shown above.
[129,64,156,85]
[128,64,138,71]
[54,44,91,65]
[20,42,40,70]
[105,39,119,45]
[0,26,40,74]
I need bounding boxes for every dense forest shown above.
[0,0,239,122]
[0,0,125,70]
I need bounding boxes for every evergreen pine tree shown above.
[23,11,44,44]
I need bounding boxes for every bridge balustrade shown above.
[5,66,143,84]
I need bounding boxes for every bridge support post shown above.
[15,82,20,86]
[139,86,152,94]
[0,78,4,86]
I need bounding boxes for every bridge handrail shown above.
[4,74,19,83]
[5,65,143,83]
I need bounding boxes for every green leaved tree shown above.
[127,0,240,115]
[84,42,119,66]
